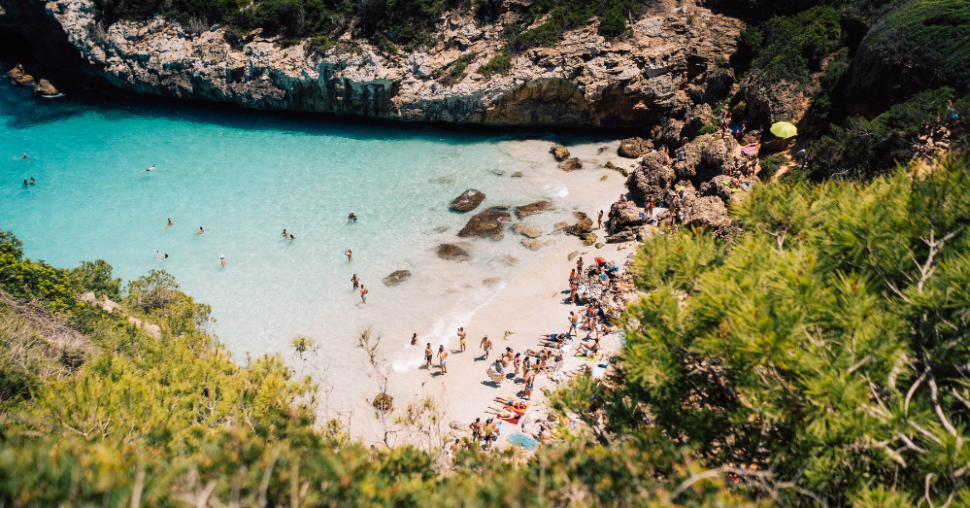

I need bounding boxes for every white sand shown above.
[338,146,641,446]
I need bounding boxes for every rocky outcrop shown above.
[618,138,644,158]
[681,195,730,229]
[738,76,806,127]
[515,201,553,218]
[450,189,485,212]
[626,152,674,203]
[34,78,58,95]
[521,239,542,250]
[383,270,411,286]
[458,209,511,240]
[437,243,471,261]
[0,0,743,127]
[512,223,542,238]
[557,157,583,171]
[550,145,570,162]
[564,212,593,237]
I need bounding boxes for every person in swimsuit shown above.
[458,327,466,352]
[22,179,28,187]
[469,418,482,441]
[345,249,353,262]
[410,333,418,346]
[577,256,584,274]
[480,335,492,360]
[360,285,368,303]
[139,165,155,173]
[351,274,360,290]
[568,312,579,336]
[281,229,288,238]
[28,177,35,185]
[20,153,28,160]
[220,255,226,267]
[165,218,174,229]
[425,343,433,369]
[195,227,205,235]
[597,210,604,230]
[513,353,522,378]
[438,345,448,374]
[348,212,358,222]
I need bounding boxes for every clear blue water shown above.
[0,75,620,410]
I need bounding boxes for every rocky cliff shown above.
[0,0,743,128]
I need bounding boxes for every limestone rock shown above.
[449,189,486,212]
[610,202,647,232]
[681,196,731,229]
[568,251,580,261]
[437,243,471,262]
[583,233,597,246]
[458,210,511,240]
[564,212,593,237]
[515,201,553,218]
[550,145,570,162]
[512,223,542,238]
[34,79,58,95]
[699,175,737,204]
[383,270,412,286]
[373,393,393,411]
[521,239,543,250]
[627,154,674,203]
[557,157,583,171]
[511,172,523,177]
[483,277,501,286]
[618,138,643,158]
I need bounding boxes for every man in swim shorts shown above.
[480,335,492,360]
[425,343,433,369]
[351,274,359,290]
[360,285,368,303]
[348,212,358,222]
[438,345,448,374]
[568,312,578,336]
[458,327,466,352]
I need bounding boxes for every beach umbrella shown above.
[770,121,798,139]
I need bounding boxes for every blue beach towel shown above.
[507,433,540,450]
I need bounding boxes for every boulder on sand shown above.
[458,210,511,240]
[515,200,553,218]
[564,212,594,237]
[557,158,583,171]
[383,270,411,286]
[618,138,643,158]
[449,189,486,212]
[437,243,471,262]
[550,145,570,162]
[512,223,542,238]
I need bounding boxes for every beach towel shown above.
[507,433,540,450]
[742,144,761,156]
[577,352,601,361]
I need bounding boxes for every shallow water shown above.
[0,75,620,411]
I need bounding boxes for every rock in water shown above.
[521,239,543,251]
[450,189,486,212]
[511,172,524,177]
[564,212,594,237]
[618,138,643,158]
[513,223,542,238]
[558,157,583,171]
[515,201,553,218]
[437,243,471,262]
[383,270,412,286]
[458,210,511,240]
[550,145,570,162]
[34,79,58,95]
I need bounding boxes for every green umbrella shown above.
[770,121,798,139]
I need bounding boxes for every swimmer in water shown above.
[286,233,295,241]
[157,251,168,260]
[345,249,353,262]
[20,153,28,160]
[348,211,358,222]
[195,227,205,235]
[352,274,360,290]
[281,229,288,238]
[163,218,174,229]
[220,255,226,267]
[29,177,35,185]
[139,165,156,174]
[22,179,28,187]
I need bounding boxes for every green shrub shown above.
[698,124,717,135]
[438,51,476,86]
[479,52,513,77]
[742,6,845,84]
[598,8,627,38]
[758,154,787,180]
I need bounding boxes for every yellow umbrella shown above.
[770,121,798,139]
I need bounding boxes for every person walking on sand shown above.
[577,256,584,275]
[568,312,579,336]
[438,345,448,374]
[411,333,418,346]
[458,327,467,352]
[345,249,353,262]
[425,343,433,369]
[597,210,604,230]
[360,285,368,303]
[480,335,492,360]
[570,280,579,305]
[351,274,360,290]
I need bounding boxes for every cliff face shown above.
[0,0,743,128]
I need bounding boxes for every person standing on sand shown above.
[458,327,467,352]
[569,280,579,304]
[568,312,579,336]
[480,335,492,360]
[513,353,522,378]
[577,257,584,275]
[425,343,433,369]
[411,333,418,346]
[360,285,368,303]
[470,418,482,441]
[351,274,359,290]
[597,210,604,230]
[438,345,448,374]
[345,249,353,262]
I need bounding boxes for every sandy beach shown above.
[340,147,643,448]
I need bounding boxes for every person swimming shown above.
[29,177,35,185]
[22,179,28,187]
[20,153,28,160]
[220,255,226,267]
[157,251,168,260]
[139,165,156,173]
[281,229,288,238]
[163,218,174,230]
[348,211,358,222]
[196,227,205,235]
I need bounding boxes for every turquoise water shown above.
[0,76,619,410]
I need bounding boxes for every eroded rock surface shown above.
[450,189,486,212]
[437,243,471,261]
[515,201,553,218]
[458,210,511,240]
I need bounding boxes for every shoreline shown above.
[341,151,640,446]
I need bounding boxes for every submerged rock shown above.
[437,243,471,262]
[515,201,553,218]
[513,223,542,238]
[450,189,486,212]
[383,270,412,286]
[558,157,583,171]
[483,277,501,286]
[511,172,524,178]
[458,210,511,240]
[550,145,570,162]
[521,239,543,251]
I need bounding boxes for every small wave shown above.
[390,281,507,373]
[542,182,569,198]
